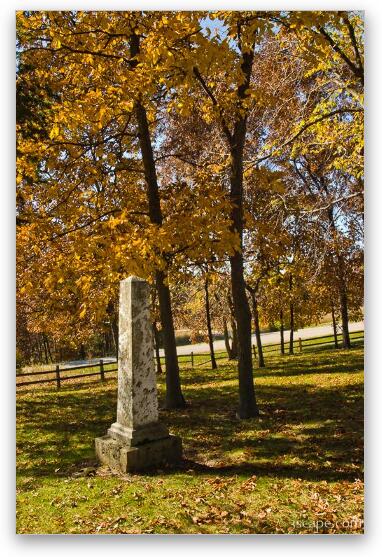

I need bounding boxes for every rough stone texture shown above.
[95,434,182,473]
[95,276,182,472]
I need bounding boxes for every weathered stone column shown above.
[95,276,182,472]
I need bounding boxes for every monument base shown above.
[95,434,182,473]
[107,421,169,446]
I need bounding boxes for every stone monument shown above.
[95,276,182,472]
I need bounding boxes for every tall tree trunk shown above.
[331,302,339,349]
[79,343,86,360]
[230,250,258,417]
[231,319,238,359]
[152,321,163,374]
[251,292,265,368]
[289,273,295,355]
[280,309,285,355]
[36,336,43,363]
[44,333,53,362]
[339,287,351,348]
[228,47,259,418]
[42,334,49,364]
[223,318,233,359]
[156,272,185,408]
[33,337,39,363]
[326,203,351,349]
[204,277,217,369]
[227,294,238,359]
[337,256,351,349]
[110,317,119,360]
[289,303,294,355]
[130,33,185,409]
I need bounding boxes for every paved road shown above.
[60,356,116,369]
[60,321,364,367]
[160,321,364,356]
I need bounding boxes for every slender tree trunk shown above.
[227,294,238,359]
[37,336,43,363]
[44,334,53,362]
[339,288,351,348]
[230,251,258,417]
[152,321,163,374]
[326,204,351,349]
[289,274,294,355]
[331,302,339,349]
[223,318,233,359]
[231,319,238,359]
[130,33,185,409]
[280,309,285,355]
[52,339,57,362]
[228,48,259,418]
[42,334,49,364]
[204,277,217,369]
[156,271,185,407]
[337,257,351,349]
[251,293,265,368]
[289,303,294,355]
[229,137,258,415]
[110,317,119,360]
[79,343,86,360]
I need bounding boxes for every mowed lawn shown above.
[16,346,364,534]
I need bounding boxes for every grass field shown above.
[16,345,364,534]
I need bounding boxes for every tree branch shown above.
[301,192,363,214]
[318,25,364,84]
[192,66,233,144]
[246,108,362,168]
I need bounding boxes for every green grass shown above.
[16,346,364,534]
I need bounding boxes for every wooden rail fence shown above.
[16,359,118,389]
[16,330,364,390]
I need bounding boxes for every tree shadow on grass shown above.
[17,358,363,484]
[179,348,363,383]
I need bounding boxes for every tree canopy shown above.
[16,10,364,414]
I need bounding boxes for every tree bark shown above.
[227,294,238,359]
[289,303,294,355]
[79,343,86,360]
[156,271,185,407]
[280,309,285,355]
[42,334,49,364]
[251,292,265,368]
[110,317,119,360]
[204,277,217,369]
[331,302,339,349]
[289,274,294,355]
[337,256,351,349]
[106,299,119,359]
[130,33,185,408]
[223,318,233,359]
[44,334,53,362]
[152,321,163,374]
[226,48,259,418]
[326,202,351,349]
[231,318,238,359]
[34,336,42,363]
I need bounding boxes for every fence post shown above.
[191,352,194,369]
[252,344,257,359]
[299,337,302,353]
[100,359,105,381]
[55,364,61,389]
